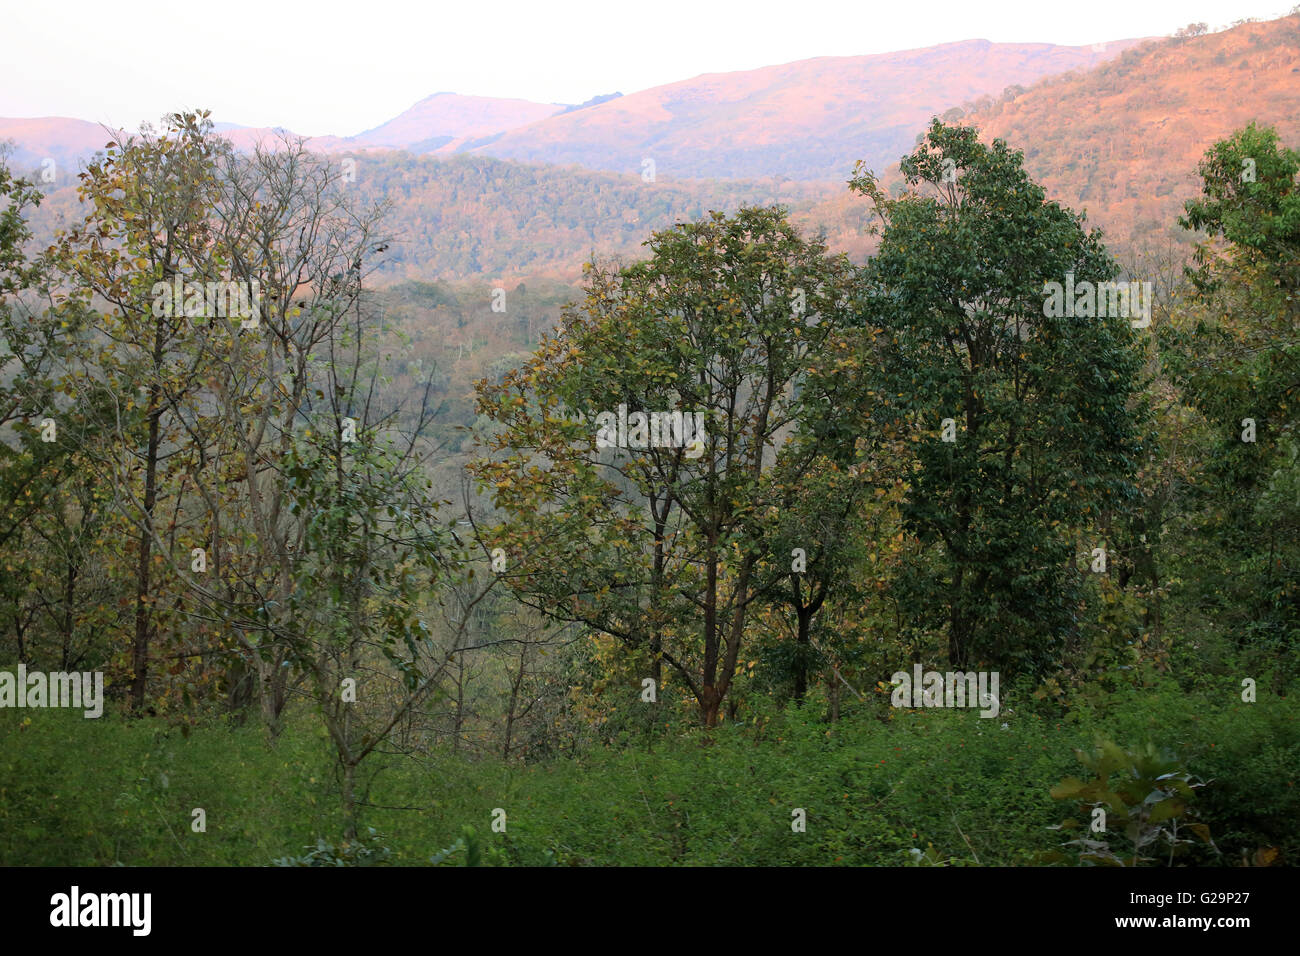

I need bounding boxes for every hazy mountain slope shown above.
[0,91,566,171]
[0,117,114,178]
[0,37,1144,186]
[349,92,565,149]
[456,38,1145,181]
[961,15,1300,249]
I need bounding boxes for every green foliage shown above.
[0,145,42,297]
[1049,739,1217,866]
[1180,122,1300,299]
[272,828,393,867]
[430,826,485,866]
[1158,123,1300,675]
[426,825,546,866]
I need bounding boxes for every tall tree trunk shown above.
[225,655,254,721]
[650,500,668,688]
[503,647,526,759]
[452,650,466,753]
[699,685,721,728]
[342,760,358,842]
[700,526,720,727]
[61,560,76,669]
[948,589,971,668]
[258,655,288,738]
[130,397,163,712]
[949,489,973,668]
[794,604,812,702]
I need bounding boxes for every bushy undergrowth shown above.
[1,681,1293,866]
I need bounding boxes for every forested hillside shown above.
[963,15,1300,247]
[14,149,854,282]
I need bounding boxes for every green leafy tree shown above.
[0,148,118,670]
[279,373,450,839]
[1160,124,1300,664]
[851,121,1145,674]
[472,206,858,726]
[752,355,909,704]
[51,111,227,710]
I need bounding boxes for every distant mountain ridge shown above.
[7,19,1300,286]
[450,38,1148,180]
[0,36,1145,183]
[0,92,569,175]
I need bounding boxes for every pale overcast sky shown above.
[1,0,1289,137]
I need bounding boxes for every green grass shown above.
[1,680,1295,866]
